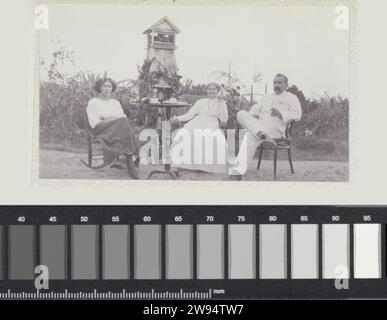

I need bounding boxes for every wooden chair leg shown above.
[273,149,278,180]
[257,147,264,170]
[87,137,92,166]
[288,147,295,174]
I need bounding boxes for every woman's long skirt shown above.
[170,116,227,174]
[93,117,139,166]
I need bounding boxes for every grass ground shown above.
[39,147,349,182]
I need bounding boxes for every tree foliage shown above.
[137,58,181,99]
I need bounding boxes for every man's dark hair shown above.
[275,73,289,84]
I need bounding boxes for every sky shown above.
[39,4,350,98]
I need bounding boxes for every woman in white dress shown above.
[170,83,229,174]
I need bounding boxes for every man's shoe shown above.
[256,131,267,140]
[228,174,242,181]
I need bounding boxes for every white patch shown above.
[334,5,349,30]
[35,5,49,30]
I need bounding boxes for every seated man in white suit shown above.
[228,74,302,178]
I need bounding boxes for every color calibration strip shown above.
[0,223,383,280]
[1,206,387,299]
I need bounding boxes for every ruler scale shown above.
[0,206,387,299]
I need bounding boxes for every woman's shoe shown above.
[110,164,125,170]
[133,156,140,168]
[128,166,139,180]
[126,155,139,180]
[256,131,267,140]
[229,174,242,181]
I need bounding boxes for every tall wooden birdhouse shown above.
[143,16,180,75]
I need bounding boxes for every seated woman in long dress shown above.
[170,83,229,174]
[86,78,139,179]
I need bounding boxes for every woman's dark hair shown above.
[94,78,117,93]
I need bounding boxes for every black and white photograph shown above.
[6,0,387,305]
[36,0,352,181]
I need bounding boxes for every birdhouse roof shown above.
[143,16,181,34]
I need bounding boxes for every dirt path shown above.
[39,149,349,181]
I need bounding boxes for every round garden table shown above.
[146,101,190,180]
